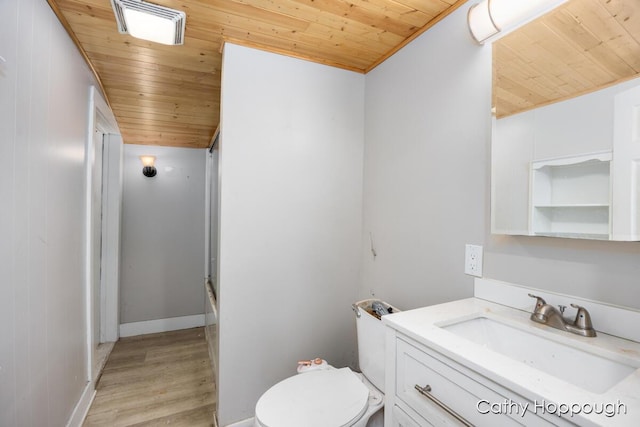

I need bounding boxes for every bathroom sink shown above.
[441,316,636,394]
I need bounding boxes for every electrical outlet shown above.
[465,244,483,277]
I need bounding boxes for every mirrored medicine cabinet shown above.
[491,0,640,241]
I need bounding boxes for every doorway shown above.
[204,140,220,422]
[86,87,122,384]
[90,127,106,380]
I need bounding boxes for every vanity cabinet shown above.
[385,330,574,426]
[390,405,423,427]
[385,405,428,427]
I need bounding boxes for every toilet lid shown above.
[255,368,369,427]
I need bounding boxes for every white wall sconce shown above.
[110,0,186,45]
[140,155,157,177]
[467,0,568,44]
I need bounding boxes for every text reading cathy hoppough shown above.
[477,399,628,419]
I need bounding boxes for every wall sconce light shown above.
[140,155,157,177]
[467,0,567,44]
[111,0,186,45]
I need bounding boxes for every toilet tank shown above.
[355,299,399,392]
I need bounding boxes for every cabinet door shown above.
[612,84,640,240]
[492,114,534,235]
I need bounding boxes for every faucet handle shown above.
[570,303,594,329]
[528,294,547,311]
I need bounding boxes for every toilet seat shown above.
[255,367,370,427]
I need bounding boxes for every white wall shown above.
[0,0,98,424]
[218,44,365,426]
[361,5,490,309]
[362,6,640,312]
[120,145,206,324]
[485,236,640,309]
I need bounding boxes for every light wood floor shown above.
[84,327,216,426]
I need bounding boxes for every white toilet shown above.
[254,300,398,427]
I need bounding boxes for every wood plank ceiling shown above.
[494,0,640,119]
[49,0,464,148]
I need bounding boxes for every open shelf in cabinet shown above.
[530,151,611,239]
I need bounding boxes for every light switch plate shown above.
[465,244,483,277]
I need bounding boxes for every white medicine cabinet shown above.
[492,77,640,241]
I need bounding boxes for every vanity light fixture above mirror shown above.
[467,0,568,44]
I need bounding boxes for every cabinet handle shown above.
[414,384,473,426]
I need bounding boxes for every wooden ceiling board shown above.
[220,0,403,45]
[511,25,609,93]
[604,0,640,42]
[494,0,640,118]
[546,3,638,78]
[49,0,465,148]
[50,0,640,145]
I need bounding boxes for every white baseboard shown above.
[225,417,255,427]
[66,381,96,427]
[119,314,205,337]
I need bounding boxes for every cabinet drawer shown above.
[396,337,559,426]
[392,405,429,427]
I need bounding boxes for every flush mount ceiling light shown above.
[140,155,157,177]
[467,0,567,44]
[111,0,186,45]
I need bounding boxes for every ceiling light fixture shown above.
[467,0,568,44]
[111,0,186,45]
[140,155,157,177]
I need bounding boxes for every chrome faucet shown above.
[528,294,596,337]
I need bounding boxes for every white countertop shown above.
[383,298,640,426]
